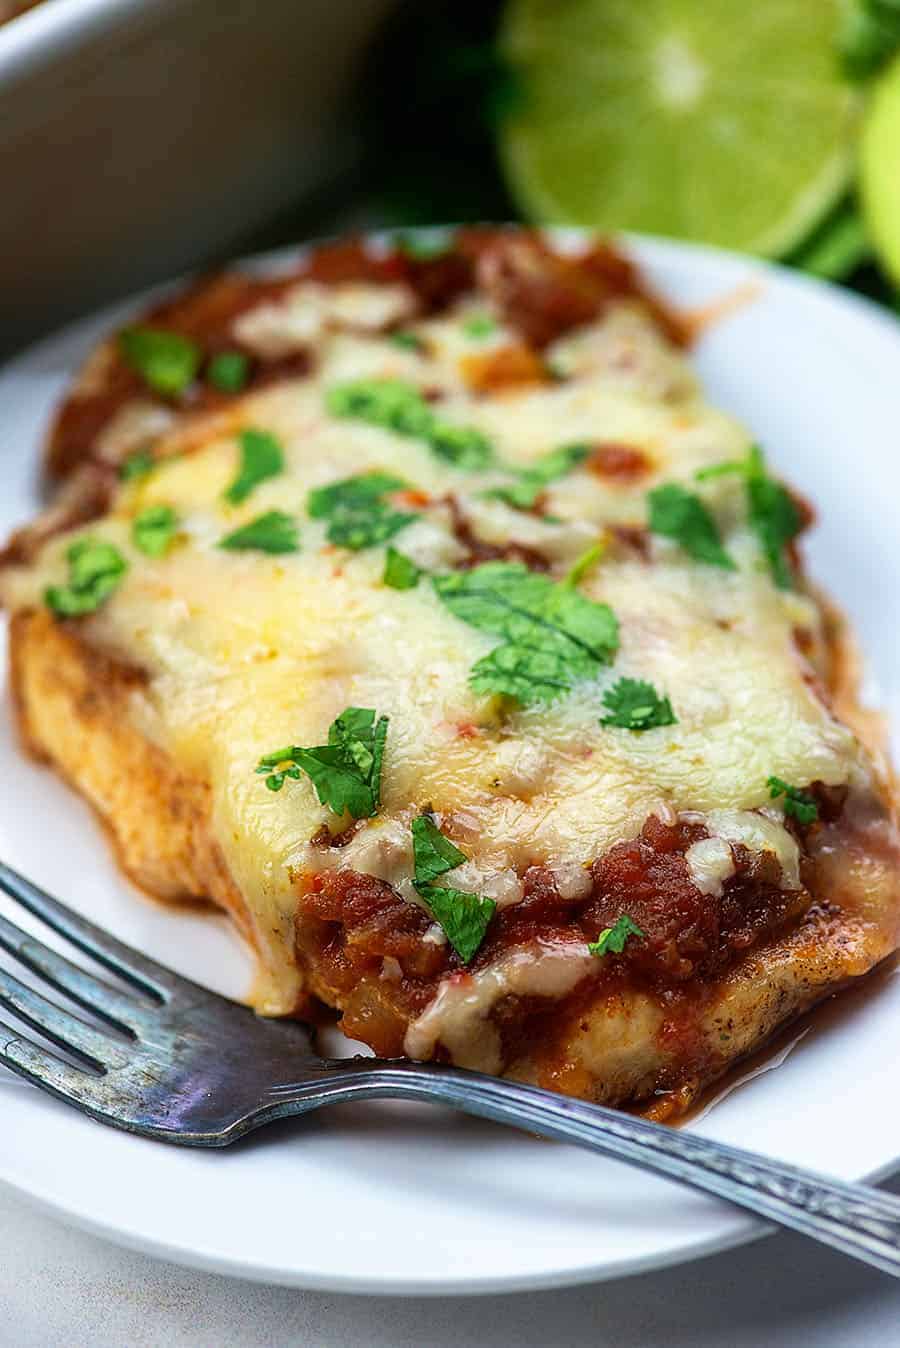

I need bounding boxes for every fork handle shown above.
[308,1061,900,1277]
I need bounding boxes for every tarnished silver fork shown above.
[1,858,899,1277]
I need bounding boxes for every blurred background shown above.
[2,0,899,352]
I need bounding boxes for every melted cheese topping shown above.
[2,274,871,1013]
[684,837,735,898]
[404,942,597,1072]
[233,281,417,358]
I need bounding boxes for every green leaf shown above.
[487,442,590,510]
[389,331,425,352]
[599,677,677,731]
[766,775,819,825]
[433,560,619,706]
[329,510,414,551]
[219,510,299,554]
[588,914,644,958]
[119,449,156,482]
[694,457,750,483]
[563,540,605,589]
[308,471,417,551]
[45,538,128,617]
[417,884,496,963]
[327,377,494,470]
[747,473,801,590]
[254,744,302,792]
[647,483,735,569]
[411,813,468,886]
[838,0,900,79]
[411,814,495,961]
[133,505,179,558]
[207,350,251,393]
[383,546,422,589]
[394,229,455,260]
[119,328,200,397]
[428,421,494,470]
[224,429,285,505]
[462,313,497,339]
[326,378,432,433]
[255,708,388,818]
[696,447,800,587]
[308,472,408,518]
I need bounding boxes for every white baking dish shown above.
[0,0,394,352]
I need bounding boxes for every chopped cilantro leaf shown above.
[207,350,250,393]
[133,505,179,558]
[563,540,606,590]
[119,449,156,482]
[600,677,677,731]
[45,538,127,617]
[747,472,801,590]
[411,814,495,961]
[694,458,746,483]
[417,885,496,964]
[433,560,619,706]
[696,446,801,588]
[488,443,590,511]
[224,429,284,505]
[394,229,455,261]
[322,510,414,551]
[766,776,819,824]
[383,546,422,589]
[308,471,417,551]
[411,814,468,885]
[327,378,432,435]
[588,914,644,958]
[256,708,388,818]
[327,378,494,470]
[463,314,496,339]
[119,328,200,398]
[308,472,408,518]
[219,510,299,554]
[255,748,302,792]
[389,331,424,352]
[647,483,735,569]
[428,421,494,469]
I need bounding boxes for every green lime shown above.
[860,49,900,283]
[498,0,859,257]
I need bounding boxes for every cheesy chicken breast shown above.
[3,228,898,1116]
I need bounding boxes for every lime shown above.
[860,49,900,284]
[498,0,859,256]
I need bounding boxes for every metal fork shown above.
[1,859,899,1278]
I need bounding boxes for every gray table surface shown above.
[2,1176,899,1347]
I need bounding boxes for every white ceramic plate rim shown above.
[0,232,898,1294]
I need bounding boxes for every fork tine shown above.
[0,967,130,1069]
[0,910,150,1032]
[0,1020,108,1108]
[0,860,180,1001]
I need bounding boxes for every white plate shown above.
[0,237,898,1295]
